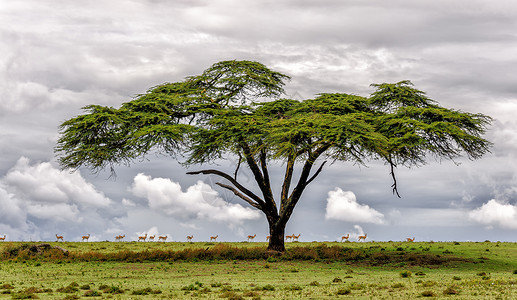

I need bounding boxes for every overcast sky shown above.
[1,0,517,243]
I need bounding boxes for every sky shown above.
[1,0,517,243]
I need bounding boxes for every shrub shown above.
[284,285,302,291]
[101,285,124,294]
[443,286,459,295]
[309,281,319,286]
[332,277,342,283]
[181,284,198,291]
[421,281,437,287]
[391,282,405,288]
[1,284,14,289]
[56,283,79,293]
[132,287,161,295]
[83,290,102,297]
[399,270,412,278]
[11,292,38,299]
[421,290,436,297]
[336,288,351,295]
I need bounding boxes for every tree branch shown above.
[387,156,401,198]
[281,155,295,202]
[215,182,263,210]
[305,160,327,186]
[186,169,265,206]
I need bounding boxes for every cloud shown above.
[130,173,261,224]
[325,188,384,224]
[469,199,517,229]
[0,157,123,240]
[4,157,111,208]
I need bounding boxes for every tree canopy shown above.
[56,60,492,252]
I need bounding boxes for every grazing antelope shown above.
[285,234,293,242]
[56,234,64,242]
[406,237,415,242]
[247,234,256,242]
[358,233,367,242]
[186,235,193,242]
[138,233,147,242]
[148,235,156,241]
[158,235,167,242]
[115,235,125,242]
[0,235,6,241]
[210,235,218,242]
[341,234,350,242]
[292,234,301,242]
[82,234,90,242]
[266,236,270,241]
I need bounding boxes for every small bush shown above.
[132,287,161,295]
[220,291,243,299]
[252,284,274,291]
[11,292,38,299]
[57,283,79,293]
[101,285,124,294]
[332,277,342,283]
[391,282,405,288]
[83,290,102,297]
[80,284,90,290]
[1,283,14,289]
[400,270,412,278]
[181,284,198,291]
[284,285,302,291]
[452,276,461,280]
[336,288,351,295]
[421,281,437,287]
[443,286,459,295]
[309,281,319,286]
[421,290,436,297]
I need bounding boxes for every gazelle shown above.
[292,234,301,242]
[82,234,90,241]
[285,234,293,242]
[149,235,156,241]
[341,234,350,242]
[247,234,256,242]
[266,236,270,241]
[406,237,415,242]
[138,233,147,242]
[56,234,64,242]
[210,235,218,242]
[115,234,125,241]
[358,233,367,241]
[158,235,167,242]
[0,235,6,241]
[186,235,193,242]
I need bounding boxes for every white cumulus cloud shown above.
[325,188,384,224]
[469,199,517,229]
[130,173,261,224]
[0,157,122,240]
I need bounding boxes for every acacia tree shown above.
[56,60,492,252]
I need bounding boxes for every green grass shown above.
[0,241,517,298]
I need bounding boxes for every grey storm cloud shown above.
[1,0,517,242]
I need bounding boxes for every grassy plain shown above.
[1,241,517,299]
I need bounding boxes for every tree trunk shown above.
[267,222,285,252]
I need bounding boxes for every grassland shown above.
[1,241,517,299]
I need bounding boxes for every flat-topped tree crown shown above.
[56,60,492,252]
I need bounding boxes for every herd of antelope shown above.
[0,233,416,243]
